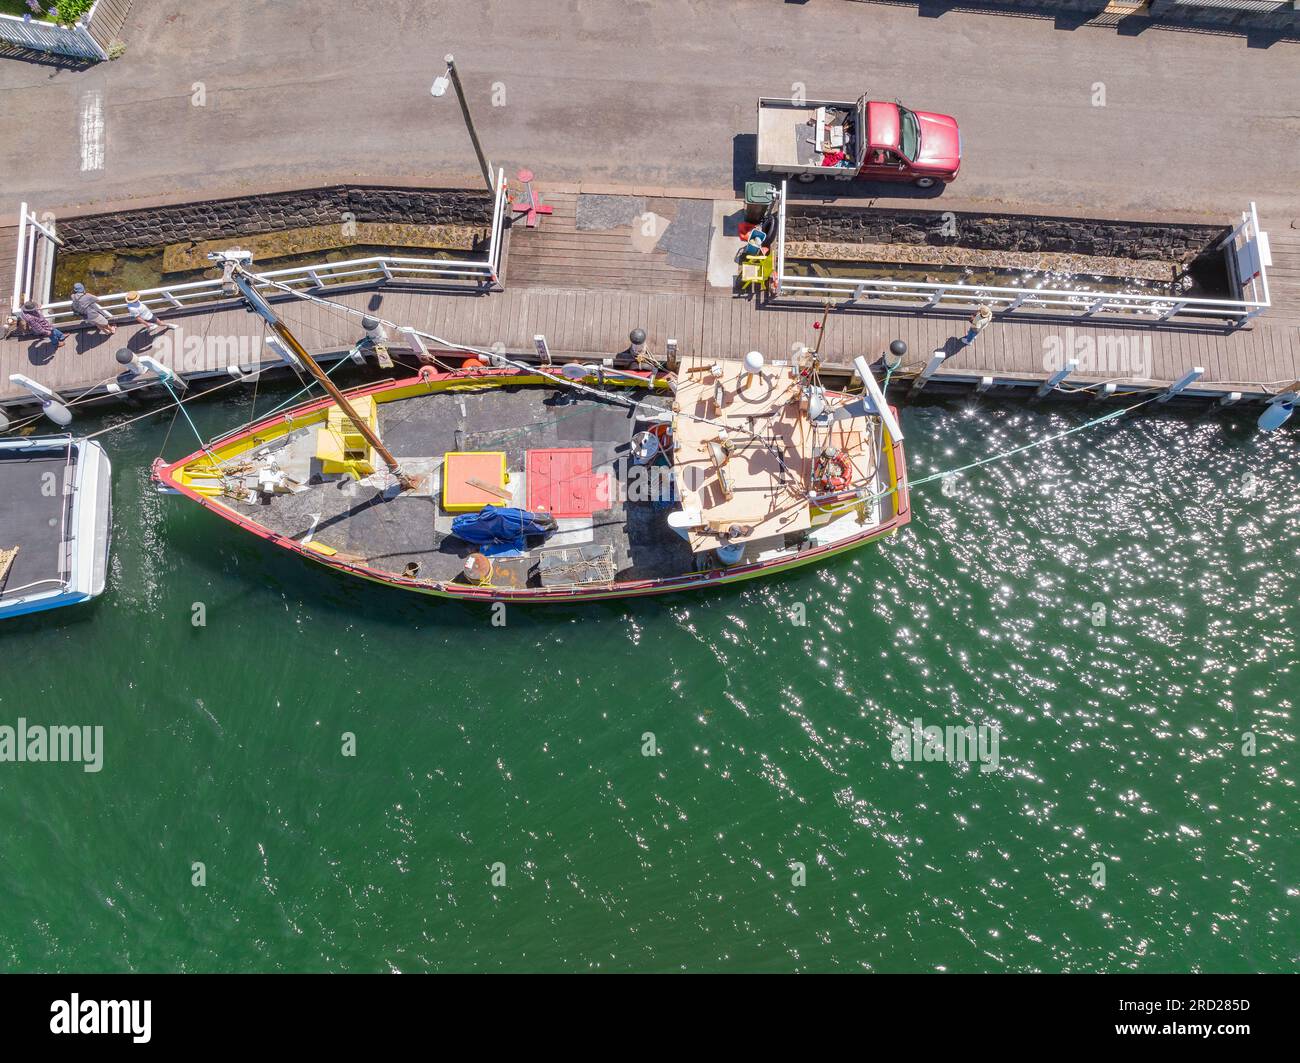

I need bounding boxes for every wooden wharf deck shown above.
[3,192,1297,415]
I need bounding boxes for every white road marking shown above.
[79,90,104,172]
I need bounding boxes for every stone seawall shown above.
[58,186,495,253]
[784,205,1229,264]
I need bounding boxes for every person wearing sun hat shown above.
[124,290,176,335]
[17,299,66,350]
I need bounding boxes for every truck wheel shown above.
[913,176,937,189]
[796,173,818,184]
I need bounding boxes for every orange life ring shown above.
[461,357,486,369]
[648,422,674,453]
[815,450,852,492]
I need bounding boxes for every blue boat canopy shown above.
[450,506,557,556]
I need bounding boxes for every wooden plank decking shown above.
[507,192,707,295]
[86,0,134,51]
[2,201,1297,410]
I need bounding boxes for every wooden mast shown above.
[222,260,415,491]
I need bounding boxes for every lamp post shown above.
[432,54,495,195]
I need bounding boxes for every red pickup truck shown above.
[756,94,961,188]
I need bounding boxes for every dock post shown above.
[976,376,993,394]
[1036,358,1078,398]
[1217,391,1242,407]
[910,351,945,395]
[107,348,144,394]
[1157,367,1203,403]
[1093,382,1117,401]
[626,329,647,361]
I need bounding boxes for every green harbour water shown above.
[0,383,1295,973]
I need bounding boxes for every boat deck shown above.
[227,386,697,587]
[0,446,76,605]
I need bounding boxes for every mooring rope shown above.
[157,376,224,472]
[249,272,805,484]
[814,396,1159,519]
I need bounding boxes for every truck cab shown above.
[858,100,961,188]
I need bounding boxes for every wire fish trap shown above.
[536,544,617,588]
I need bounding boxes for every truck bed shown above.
[757,103,821,168]
[756,97,861,175]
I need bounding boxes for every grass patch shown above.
[0,0,96,24]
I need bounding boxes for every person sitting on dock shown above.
[17,299,67,350]
[70,283,116,336]
[124,291,177,336]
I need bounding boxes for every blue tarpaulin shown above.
[450,506,557,556]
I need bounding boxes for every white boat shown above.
[0,436,112,620]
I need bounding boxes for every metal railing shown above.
[770,183,1271,327]
[0,7,107,61]
[35,169,511,325]
[11,203,62,313]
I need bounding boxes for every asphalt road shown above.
[1,0,1298,223]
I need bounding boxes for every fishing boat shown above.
[0,436,112,620]
[152,260,909,602]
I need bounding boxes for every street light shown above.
[432,54,494,195]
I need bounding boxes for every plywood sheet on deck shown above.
[673,356,810,552]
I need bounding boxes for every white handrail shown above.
[486,167,508,284]
[11,202,28,313]
[37,186,513,323]
[771,192,1271,326]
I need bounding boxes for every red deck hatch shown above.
[526,448,610,518]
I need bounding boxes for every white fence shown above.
[770,183,1271,327]
[34,169,512,325]
[0,8,106,61]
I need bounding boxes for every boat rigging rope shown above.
[248,273,804,485]
[157,375,224,472]
[814,396,1158,519]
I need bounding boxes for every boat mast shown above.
[217,257,415,492]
